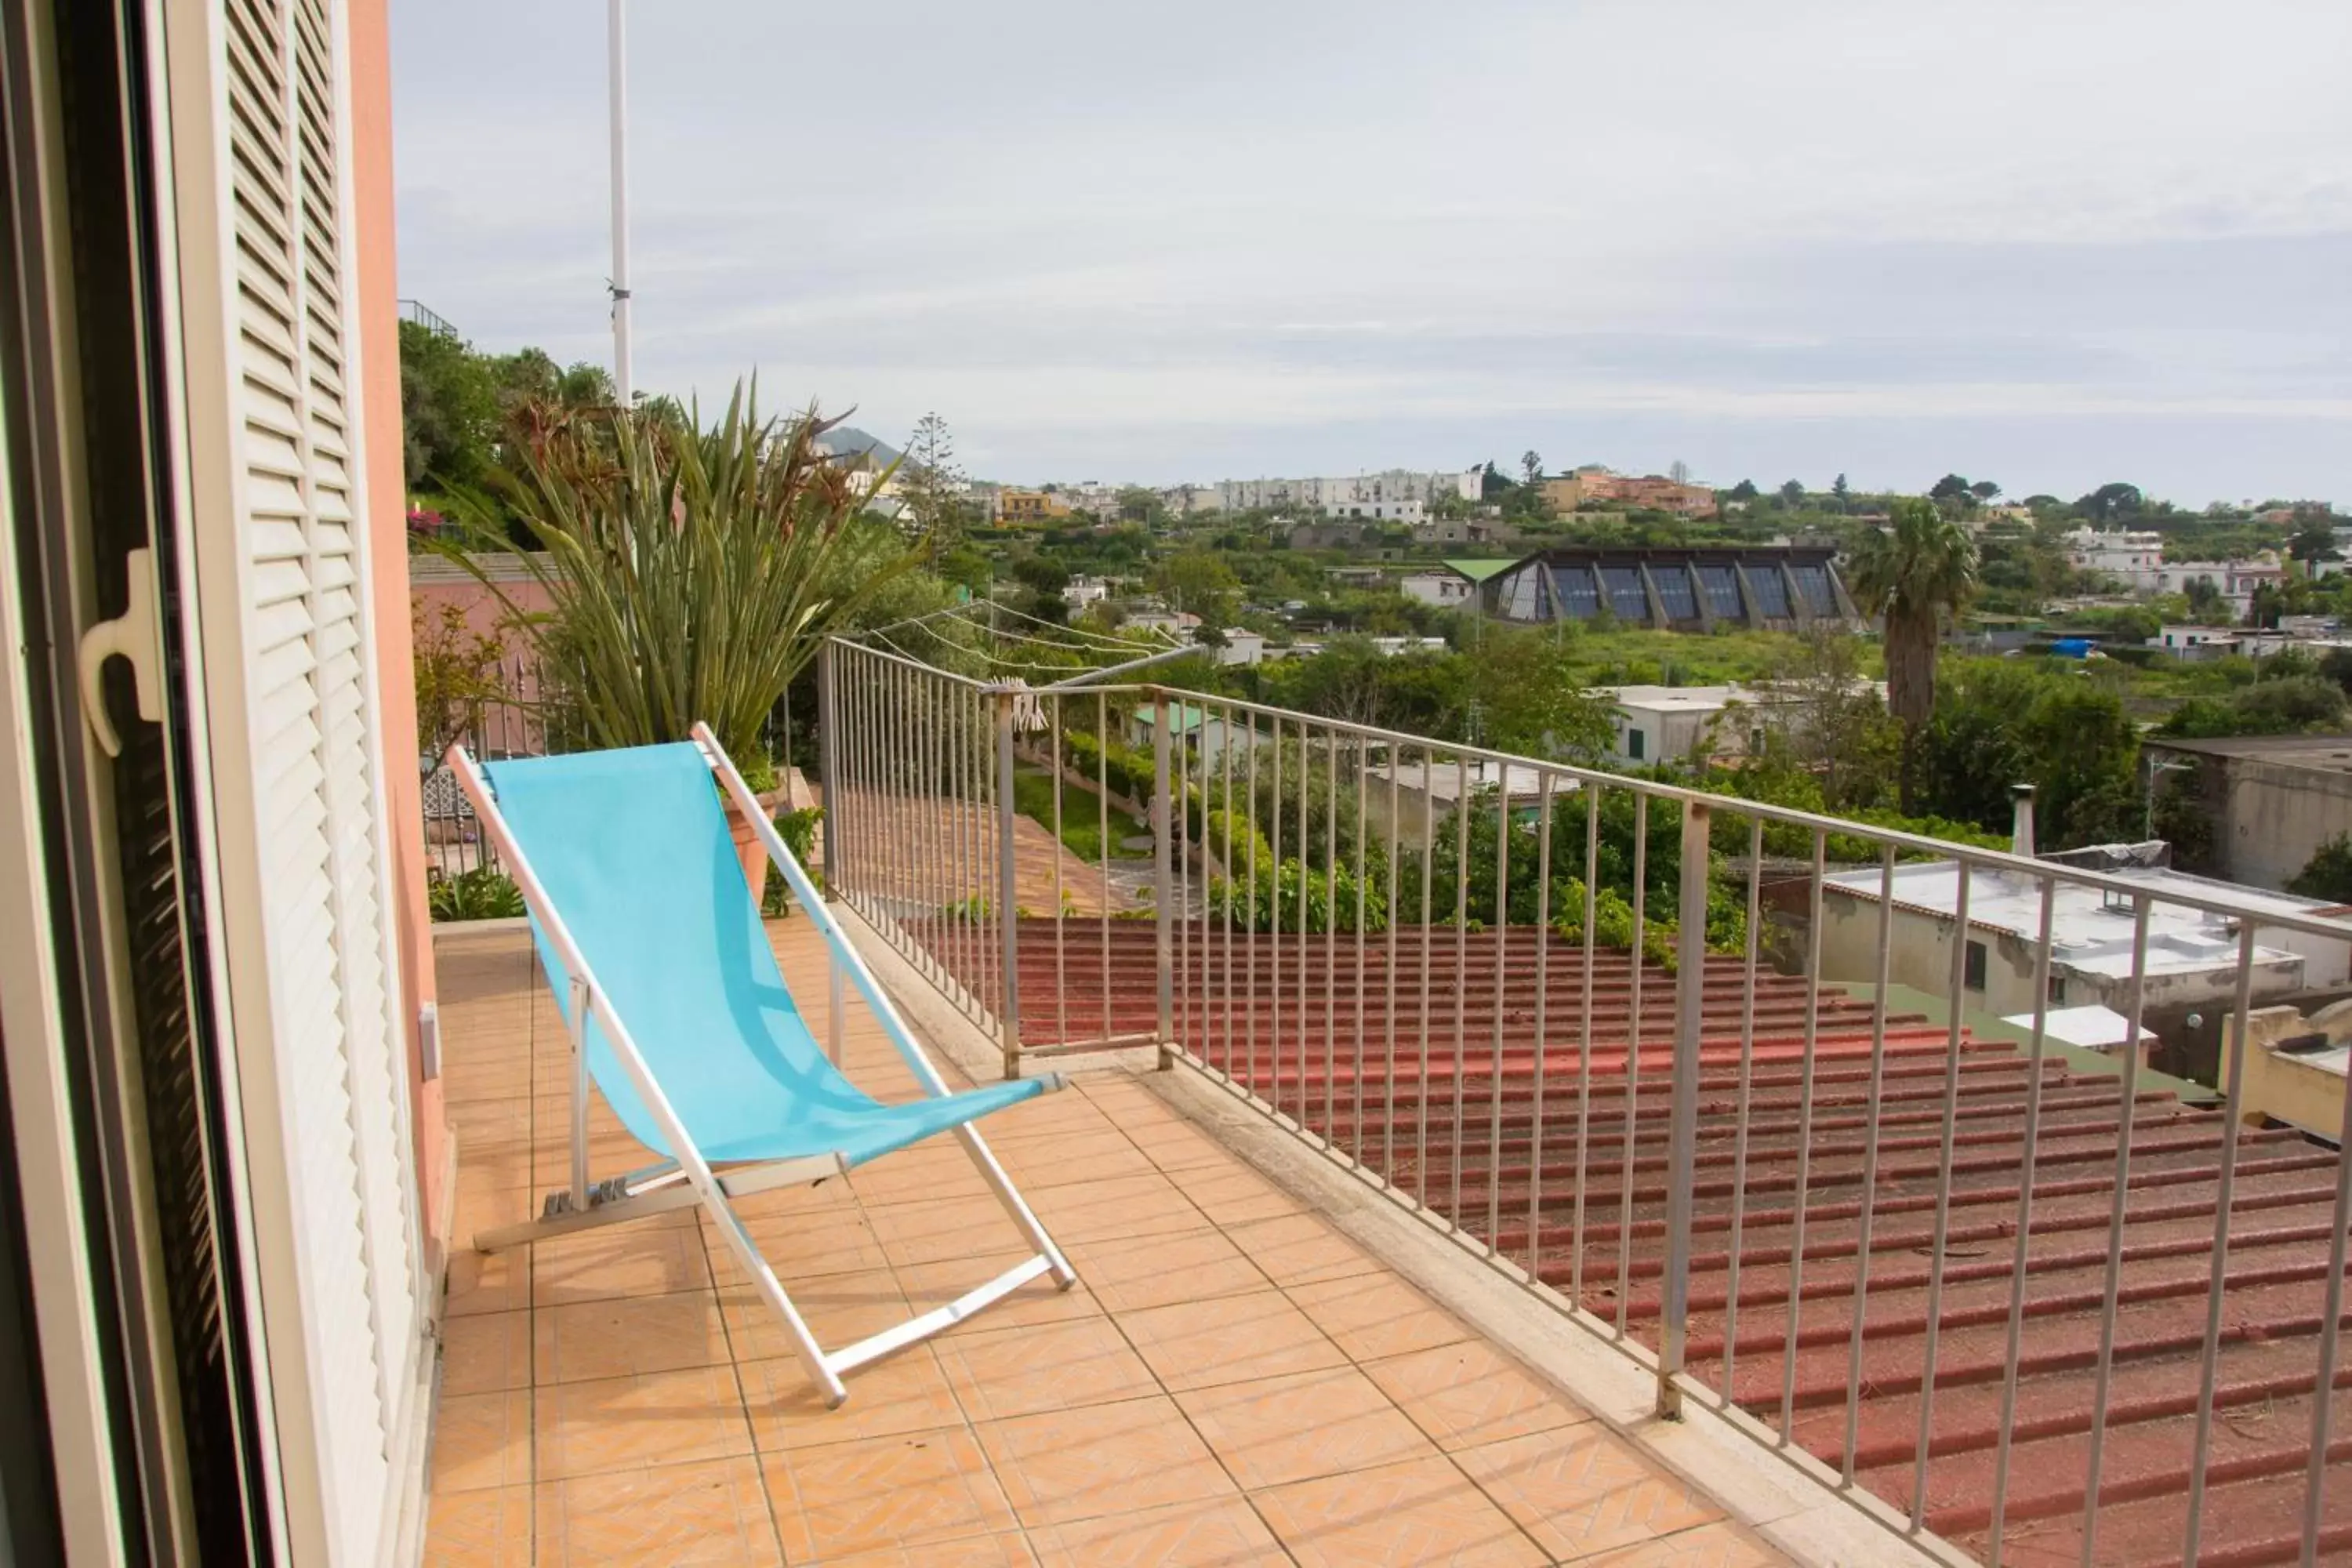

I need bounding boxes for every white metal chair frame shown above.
[445,722,1076,1407]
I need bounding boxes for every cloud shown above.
[390,0,2352,503]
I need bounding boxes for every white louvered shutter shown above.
[188,0,423,1559]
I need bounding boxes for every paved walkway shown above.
[420,920,1788,1566]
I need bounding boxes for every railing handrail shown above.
[1109,680,2352,944]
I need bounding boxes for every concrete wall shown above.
[2154,746,2352,893]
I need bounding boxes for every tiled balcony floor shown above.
[422,920,1788,1566]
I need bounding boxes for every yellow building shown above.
[996,488,1073,524]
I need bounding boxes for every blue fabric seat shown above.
[485,742,1044,1168]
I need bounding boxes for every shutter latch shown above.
[77,546,165,758]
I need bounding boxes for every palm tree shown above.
[1847,495,1979,810]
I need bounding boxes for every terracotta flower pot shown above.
[728,786,792,909]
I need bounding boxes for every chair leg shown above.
[953,1123,1077,1289]
[705,1202,848,1408]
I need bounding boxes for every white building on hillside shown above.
[1217,469,1482,518]
[1601,682,1883,766]
[2064,528,2165,591]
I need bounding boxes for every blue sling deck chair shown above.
[447,723,1075,1407]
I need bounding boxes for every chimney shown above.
[2010,784,2037,858]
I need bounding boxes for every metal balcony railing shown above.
[818,633,2352,1566]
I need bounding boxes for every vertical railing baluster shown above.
[1300,722,1314,1134]
[1779,828,1828,1446]
[1152,691,1174,1067]
[1910,857,1973,1526]
[1618,794,1650,1340]
[1051,694,1067,1047]
[1841,844,1899,1484]
[1722,817,1762,1406]
[1451,752,1472,1232]
[994,687,1022,1079]
[1097,688,1111,1046]
[818,641,840,895]
[2079,893,2153,1566]
[1987,878,2057,1568]
[1661,795,1711,1418]
[1527,775,1555,1286]
[1326,726,1340,1146]
[2302,1039,2352,1566]
[2183,925,2259,1566]
[1417,746,1435,1210]
[1245,717,1260,1095]
[1572,786,1599,1315]
[1385,749,1401,1179]
[1270,717,1284,1120]
[1489,759,1511,1255]
[1353,733,1369,1168]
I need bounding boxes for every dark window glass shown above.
[1653,564,1698,620]
[1791,562,1838,614]
[1964,940,1987,990]
[1697,564,1743,617]
[1551,564,1600,619]
[1628,728,1646,760]
[1599,565,1649,620]
[1747,566,1791,618]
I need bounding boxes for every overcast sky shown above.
[390,0,2352,506]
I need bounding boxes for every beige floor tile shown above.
[422,1484,533,1566]
[995,1133,1160,1187]
[448,1098,536,1153]
[974,1395,1238,1529]
[1173,1167,1303,1225]
[1063,1228,1267,1314]
[532,1224,710,1307]
[741,1345,964,1452]
[1175,1366,1434,1491]
[760,1426,1014,1560]
[1287,1272,1473,1362]
[866,1195,1047,1266]
[1117,1287,1348,1392]
[1123,1120,1230,1174]
[432,1391,535,1494]
[446,1241,532,1319]
[1022,1172,1209,1243]
[811,1534,1040,1567]
[1362,1339,1588,1451]
[1218,1210,1382,1290]
[442,1310,532,1397]
[532,1456,778,1566]
[1031,1494,1289,1566]
[534,1290,731,1384]
[534,1365,753,1482]
[1250,1453,1548,1567]
[842,1145,993,1205]
[938,1315,1160,1423]
[1452,1427,1721,1562]
[707,1210,895,1283]
[1574,1519,1788,1566]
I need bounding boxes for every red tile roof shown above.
[985,920,2352,1566]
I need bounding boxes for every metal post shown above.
[1152,691,1174,1064]
[994,689,1022,1079]
[606,0,633,402]
[817,641,840,898]
[568,973,591,1213]
[1658,797,1709,1418]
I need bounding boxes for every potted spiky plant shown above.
[457,387,927,901]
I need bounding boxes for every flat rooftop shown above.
[1820,857,2336,979]
[2144,732,2352,770]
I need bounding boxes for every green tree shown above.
[2288,834,2352,902]
[2075,481,2144,521]
[1521,450,1544,486]
[1830,473,1851,510]
[1152,550,1242,625]
[1777,479,1806,507]
[900,412,967,539]
[1846,496,1980,809]
[1728,479,1759,503]
[398,319,499,492]
[2290,520,2339,564]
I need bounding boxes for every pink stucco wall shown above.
[349,0,449,1258]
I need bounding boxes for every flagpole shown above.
[608,0,633,403]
